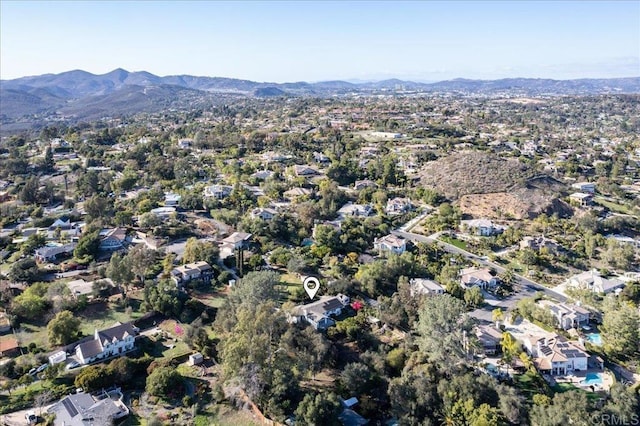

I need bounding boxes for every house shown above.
[409,278,445,296]
[251,170,274,180]
[131,231,164,250]
[67,278,114,300]
[75,322,138,365]
[220,232,252,259]
[313,152,330,164]
[188,352,204,366]
[171,261,213,286]
[0,336,20,357]
[374,234,407,255]
[569,192,593,207]
[525,334,588,376]
[538,300,590,330]
[48,350,67,365]
[571,182,596,194]
[149,206,176,219]
[353,180,377,191]
[221,232,252,250]
[48,389,129,426]
[164,192,182,207]
[203,185,233,199]
[99,228,127,251]
[250,207,277,221]
[283,187,312,201]
[290,294,350,330]
[566,269,626,294]
[34,242,77,263]
[460,267,499,290]
[337,203,374,219]
[460,219,506,237]
[475,324,503,355]
[520,236,560,253]
[385,197,413,214]
[293,164,320,177]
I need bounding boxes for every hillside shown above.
[1,69,639,130]
[419,152,571,219]
[419,152,540,198]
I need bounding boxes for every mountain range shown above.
[1,68,639,129]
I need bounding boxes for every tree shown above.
[500,332,520,366]
[492,308,504,328]
[182,237,219,266]
[146,366,183,399]
[84,195,112,220]
[127,245,157,284]
[340,362,374,395]
[8,257,41,283]
[138,212,162,228]
[416,294,474,369]
[20,176,41,204]
[106,252,134,287]
[464,286,484,308]
[48,310,81,345]
[294,392,342,426]
[529,390,593,426]
[600,297,640,359]
[11,283,48,319]
[74,228,101,263]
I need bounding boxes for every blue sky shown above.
[1,1,638,82]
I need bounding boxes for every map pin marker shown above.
[303,276,320,300]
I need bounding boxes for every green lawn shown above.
[595,197,634,215]
[440,235,468,250]
[78,302,143,336]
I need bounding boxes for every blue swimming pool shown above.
[586,333,602,346]
[582,372,603,386]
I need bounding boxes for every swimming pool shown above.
[581,372,603,386]
[585,333,602,346]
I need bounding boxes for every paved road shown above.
[393,229,567,322]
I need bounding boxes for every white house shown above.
[290,294,350,330]
[203,185,233,199]
[571,182,596,194]
[34,242,77,263]
[525,334,588,376]
[177,138,193,149]
[538,300,590,331]
[353,180,377,191]
[75,322,138,365]
[250,207,277,221]
[374,234,407,255]
[337,203,374,220]
[385,197,413,214]
[409,278,445,296]
[460,219,506,237]
[293,165,320,177]
[460,267,499,290]
[171,261,213,286]
[566,269,625,294]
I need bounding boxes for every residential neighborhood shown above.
[0,44,639,426]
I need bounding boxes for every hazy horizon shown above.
[1,1,638,82]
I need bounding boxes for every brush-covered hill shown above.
[419,151,572,219]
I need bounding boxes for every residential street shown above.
[393,228,568,322]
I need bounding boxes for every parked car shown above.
[66,361,80,370]
[35,363,49,374]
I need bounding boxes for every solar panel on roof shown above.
[62,397,78,418]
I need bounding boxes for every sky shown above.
[1,1,639,82]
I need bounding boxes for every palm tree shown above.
[492,308,504,328]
